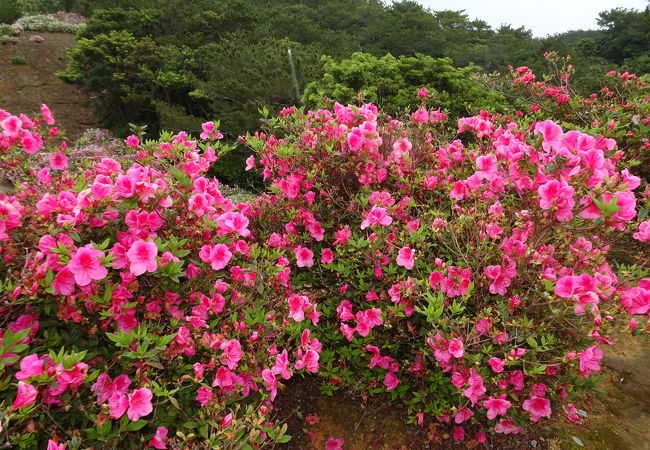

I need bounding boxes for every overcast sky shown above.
[414,0,649,37]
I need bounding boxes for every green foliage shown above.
[10,55,27,65]
[58,0,648,189]
[596,7,650,68]
[302,52,507,120]
[0,0,21,25]
[0,23,20,36]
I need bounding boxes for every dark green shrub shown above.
[10,55,27,64]
[0,0,22,25]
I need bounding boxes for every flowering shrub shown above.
[14,13,85,33]
[243,99,649,441]
[487,52,650,179]
[1,90,649,447]
[0,108,308,448]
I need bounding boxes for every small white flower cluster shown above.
[14,14,85,33]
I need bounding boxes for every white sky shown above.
[414,0,649,37]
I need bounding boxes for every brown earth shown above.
[273,335,650,450]
[0,31,95,139]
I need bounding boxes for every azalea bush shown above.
[0,107,313,448]
[1,91,649,448]
[243,99,649,442]
[484,52,650,179]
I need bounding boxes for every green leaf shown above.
[125,420,147,431]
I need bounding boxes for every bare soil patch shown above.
[0,31,95,139]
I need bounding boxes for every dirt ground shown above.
[273,335,650,450]
[0,31,95,139]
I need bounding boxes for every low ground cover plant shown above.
[1,67,649,448]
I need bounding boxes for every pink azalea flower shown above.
[396,247,415,269]
[453,426,464,440]
[494,417,523,434]
[454,406,474,424]
[245,155,256,171]
[12,381,38,409]
[522,396,552,421]
[48,152,68,170]
[124,135,140,148]
[127,388,153,421]
[150,426,168,449]
[295,246,314,268]
[325,437,344,450]
[383,371,400,390]
[476,155,498,181]
[483,394,512,420]
[199,244,232,271]
[66,244,108,286]
[488,357,505,373]
[126,240,158,276]
[321,248,334,264]
[15,354,44,380]
[534,120,563,151]
[448,338,464,358]
[196,387,214,406]
[360,206,392,229]
[463,369,486,406]
[633,220,650,242]
[200,121,214,140]
[109,392,128,418]
[1,115,22,136]
[47,440,65,450]
[538,179,575,221]
[216,212,250,237]
[220,339,242,370]
[295,349,319,373]
[620,286,650,315]
[578,345,603,377]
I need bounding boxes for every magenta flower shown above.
[448,338,464,359]
[288,294,311,322]
[245,155,256,171]
[294,246,314,268]
[124,135,140,148]
[475,155,498,181]
[633,220,650,242]
[483,394,512,420]
[47,440,65,450]
[494,417,523,434]
[321,248,334,264]
[396,247,415,269]
[488,357,505,373]
[212,366,234,388]
[522,396,552,421]
[108,392,128,418]
[15,354,44,380]
[150,426,168,449]
[1,115,22,137]
[360,206,392,229]
[12,381,38,409]
[534,120,563,150]
[538,179,575,221]
[66,244,108,286]
[383,371,400,390]
[325,437,344,450]
[216,211,250,237]
[48,152,68,170]
[199,244,232,271]
[454,406,474,424]
[577,345,603,377]
[127,388,153,421]
[126,240,158,276]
